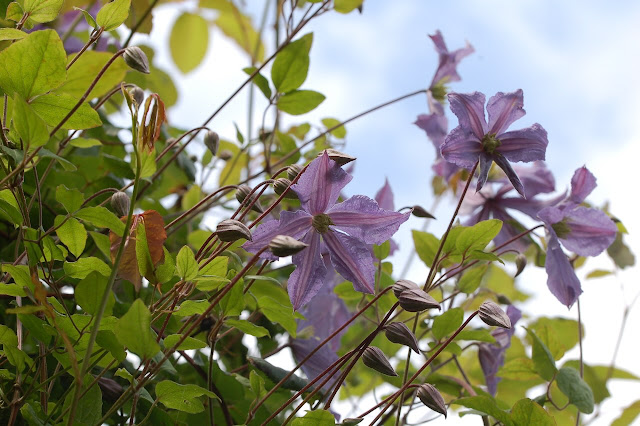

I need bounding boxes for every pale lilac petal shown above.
[506,162,555,198]
[494,153,525,197]
[415,111,448,153]
[288,231,328,309]
[569,166,597,204]
[290,339,340,391]
[429,31,474,86]
[242,210,312,260]
[432,158,460,180]
[500,196,558,220]
[292,152,352,215]
[327,195,410,245]
[429,30,448,55]
[323,231,375,294]
[561,206,618,257]
[545,233,582,308]
[496,124,548,163]
[374,178,394,211]
[447,92,487,140]
[491,208,530,252]
[538,206,565,225]
[476,153,493,193]
[441,126,482,169]
[487,90,526,135]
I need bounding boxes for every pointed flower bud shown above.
[123,46,150,74]
[342,418,364,425]
[417,384,447,418]
[287,164,303,181]
[385,322,420,353]
[204,131,219,156]
[515,253,527,278]
[215,219,252,242]
[392,279,419,299]
[236,184,264,213]
[273,178,298,199]
[478,301,511,329]
[130,85,145,107]
[269,235,308,257]
[110,191,130,217]
[411,205,436,219]
[362,346,397,376]
[319,149,356,166]
[218,149,233,161]
[398,288,441,312]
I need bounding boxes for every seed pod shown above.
[417,384,447,418]
[392,279,420,299]
[398,289,441,312]
[362,346,397,376]
[273,178,298,199]
[515,253,527,277]
[269,235,308,257]
[204,131,219,156]
[215,219,252,242]
[478,301,511,329]
[385,322,420,353]
[123,46,150,74]
[110,191,130,217]
[235,184,264,213]
[411,205,436,219]
[320,149,356,165]
[287,164,303,181]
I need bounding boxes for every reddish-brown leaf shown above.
[138,93,166,152]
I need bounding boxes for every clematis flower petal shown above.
[448,92,488,140]
[441,126,483,169]
[290,339,340,391]
[506,162,555,199]
[374,178,394,211]
[415,109,448,153]
[429,30,475,87]
[288,231,328,310]
[496,124,548,163]
[292,151,352,215]
[560,206,618,257]
[569,166,597,205]
[242,210,313,260]
[476,153,494,193]
[487,90,526,135]
[500,195,563,220]
[545,233,582,308]
[323,231,375,294]
[493,153,525,197]
[327,195,410,245]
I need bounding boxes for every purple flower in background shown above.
[538,167,617,308]
[441,90,549,197]
[478,305,522,395]
[243,152,410,309]
[374,178,399,255]
[428,30,475,92]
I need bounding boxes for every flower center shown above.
[312,214,334,234]
[481,133,502,154]
[430,82,447,102]
[551,221,571,239]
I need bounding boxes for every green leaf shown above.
[176,246,198,281]
[271,33,312,93]
[76,206,125,234]
[531,317,580,360]
[55,216,87,257]
[62,378,102,425]
[219,279,244,317]
[169,12,209,73]
[226,319,270,338]
[321,117,347,138]
[510,398,555,426]
[0,324,19,346]
[30,93,101,130]
[277,90,325,115]
[586,269,613,279]
[556,367,595,413]
[164,334,206,351]
[243,67,271,99]
[57,51,127,99]
[196,256,229,290]
[55,185,84,213]
[0,284,26,297]
[11,96,49,149]
[412,229,440,268]
[214,6,264,62]
[63,257,111,279]
[334,0,364,14]
[115,299,160,359]
[498,358,539,381]
[96,0,131,31]
[37,148,77,171]
[250,370,267,399]
[174,300,209,317]
[23,0,63,23]
[432,308,463,340]
[612,400,640,426]
[452,396,514,426]
[258,296,298,336]
[0,29,66,99]
[457,265,487,294]
[454,329,496,343]
[90,231,111,259]
[76,272,114,316]
[455,219,502,254]
[155,247,176,284]
[5,2,24,23]
[0,189,23,225]
[155,381,217,413]
[526,328,557,381]
[291,410,335,425]
[248,357,309,391]
[373,240,390,260]
[69,137,101,148]
[1,265,34,293]
[0,28,26,41]
[468,250,504,264]
[18,314,52,344]
[73,6,97,29]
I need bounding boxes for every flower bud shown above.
[342,419,364,425]
[362,346,397,376]
[235,184,264,213]
[320,149,356,166]
[478,301,511,329]
[110,191,130,217]
[398,289,441,312]
[204,131,219,156]
[123,46,150,74]
[218,149,233,161]
[515,253,527,277]
[496,294,512,305]
[273,178,298,199]
[392,279,419,299]
[417,384,447,418]
[411,205,436,219]
[287,164,303,181]
[215,219,252,242]
[385,322,420,353]
[97,377,124,403]
[269,235,308,257]
[130,85,145,107]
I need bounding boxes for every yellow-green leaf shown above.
[169,12,209,74]
[277,90,325,115]
[11,96,49,149]
[115,299,160,359]
[96,0,131,31]
[0,28,26,41]
[57,51,127,100]
[30,93,101,130]
[55,216,87,257]
[23,0,63,23]
[271,33,312,93]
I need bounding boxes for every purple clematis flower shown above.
[428,30,475,95]
[243,152,410,309]
[538,167,617,308]
[374,178,400,255]
[441,90,549,197]
[478,305,522,395]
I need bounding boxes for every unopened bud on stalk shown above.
[515,253,527,277]
[218,150,233,161]
[123,84,145,108]
[411,205,436,219]
[496,294,512,305]
[110,191,130,217]
[398,288,441,312]
[273,178,298,199]
[123,46,150,74]
[385,322,420,353]
[362,346,397,376]
[478,301,511,329]
[417,384,447,418]
[215,219,252,242]
[287,164,303,181]
[320,149,356,165]
[392,279,420,298]
[235,184,264,213]
[204,131,219,156]
[98,377,124,403]
[269,235,308,257]
[341,418,364,425]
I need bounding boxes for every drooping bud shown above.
[320,149,356,166]
[130,85,145,107]
[235,184,264,213]
[110,191,130,217]
[385,322,420,353]
[204,131,219,156]
[398,289,441,312]
[287,164,303,181]
[273,178,298,199]
[392,279,419,299]
[97,377,124,403]
[411,205,436,219]
[123,46,150,74]
[218,150,233,161]
[269,235,308,257]
[215,219,252,242]
[362,346,397,376]
[478,301,511,329]
[342,418,364,425]
[417,384,447,418]
[515,253,527,278]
